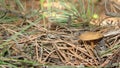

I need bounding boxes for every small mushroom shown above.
[79,31,103,48]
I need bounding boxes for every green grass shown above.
[0,0,99,67]
[42,0,95,28]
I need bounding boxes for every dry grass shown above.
[0,0,120,68]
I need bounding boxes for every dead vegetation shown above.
[0,0,120,68]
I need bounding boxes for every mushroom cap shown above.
[79,31,103,41]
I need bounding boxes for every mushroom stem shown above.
[91,41,95,49]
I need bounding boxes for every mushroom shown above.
[79,31,104,62]
[79,31,103,48]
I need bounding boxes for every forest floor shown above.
[0,0,120,68]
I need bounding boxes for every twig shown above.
[103,29,120,37]
[100,46,120,67]
[105,0,120,17]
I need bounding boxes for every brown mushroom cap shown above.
[79,31,103,41]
